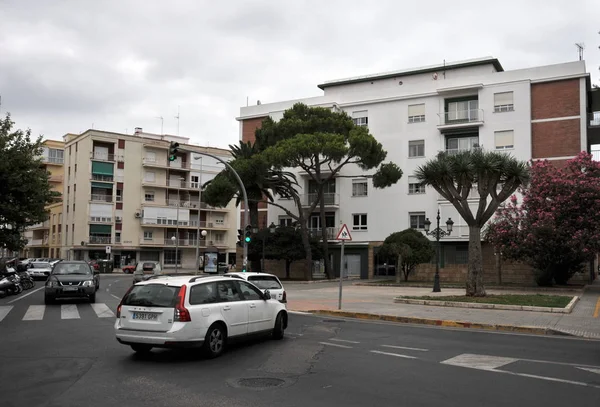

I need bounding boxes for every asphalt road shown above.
[1,275,599,407]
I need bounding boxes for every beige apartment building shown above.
[23,139,65,258]
[60,128,237,269]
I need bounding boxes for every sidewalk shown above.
[285,280,600,339]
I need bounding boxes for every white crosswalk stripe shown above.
[23,305,45,321]
[0,306,13,322]
[90,303,115,318]
[61,304,81,319]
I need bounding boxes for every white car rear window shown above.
[124,284,180,307]
[248,276,282,290]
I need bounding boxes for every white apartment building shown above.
[237,57,595,280]
[60,128,238,269]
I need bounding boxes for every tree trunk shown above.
[395,256,402,284]
[466,225,486,296]
[285,260,291,279]
[318,185,332,279]
[496,250,502,285]
[248,202,261,273]
[300,224,313,281]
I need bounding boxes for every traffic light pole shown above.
[190,150,250,270]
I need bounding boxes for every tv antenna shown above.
[575,43,584,61]
[156,116,164,134]
[174,106,180,136]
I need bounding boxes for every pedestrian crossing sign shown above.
[336,224,352,241]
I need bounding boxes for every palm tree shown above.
[414,149,529,296]
[203,140,298,272]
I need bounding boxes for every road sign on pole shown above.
[105,246,111,254]
[336,224,352,241]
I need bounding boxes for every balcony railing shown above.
[91,174,114,182]
[142,157,191,169]
[301,193,340,207]
[592,150,600,162]
[28,238,47,246]
[91,151,116,161]
[308,227,337,240]
[438,109,484,126]
[589,112,600,127]
[140,218,227,228]
[42,156,64,164]
[89,216,112,223]
[116,196,123,202]
[29,221,50,229]
[444,146,481,155]
[166,179,196,189]
[91,194,113,202]
[139,237,203,246]
[48,174,64,183]
[88,236,111,244]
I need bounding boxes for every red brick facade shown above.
[531,119,580,158]
[241,117,267,144]
[531,79,580,120]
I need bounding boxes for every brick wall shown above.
[531,79,580,120]
[531,119,581,158]
[241,117,267,144]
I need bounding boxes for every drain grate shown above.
[237,378,286,388]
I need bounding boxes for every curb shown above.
[353,282,584,293]
[284,277,362,285]
[306,309,574,337]
[392,295,579,314]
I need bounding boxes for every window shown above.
[48,148,64,164]
[408,176,425,194]
[74,163,77,173]
[352,213,367,231]
[116,190,122,202]
[115,232,121,243]
[144,191,155,202]
[352,111,368,127]
[352,179,368,197]
[143,231,153,240]
[495,130,514,150]
[409,140,425,158]
[494,92,514,112]
[410,212,426,229]
[118,161,124,169]
[191,175,199,189]
[67,186,70,195]
[75,142,78,152]
[144,171,155,182]
[279,217,293,227]
[408,104,426,123]
[189,282,218,304]
[238,281,263,301]
[446,99,479,121]
[73,203,75,212]
[216,281,242,302]
[247,276,282,290]
[164,249,181,265]
[446,136,479,153]
[118,139,125,149]
[214,232,224,242]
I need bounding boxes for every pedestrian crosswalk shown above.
[0,303,115,323]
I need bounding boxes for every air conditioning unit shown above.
[134,211,142,218]
[208,222,214,228]
[208,240,214,246]
[116,216,122,223]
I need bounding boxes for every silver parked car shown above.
[132,261,164,284]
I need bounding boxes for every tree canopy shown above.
[378,229,435,282]
[0,114,59,251]
[485,152,600,286]
[415,149,529,296]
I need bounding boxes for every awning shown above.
[91,182,113,189]
[91,161,114,176]
[89,225,111,234]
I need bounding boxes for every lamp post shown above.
[194,156,203,270]
[199,230,207,273]
[423,209,454,293]
[171,235,178,273]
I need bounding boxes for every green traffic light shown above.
[169,155,176,161]
[244,236,251,243]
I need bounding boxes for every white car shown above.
[114,275,288,358]
[223,272,287,304]
[28,262,53,280]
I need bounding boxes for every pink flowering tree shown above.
[485,152,600,286]
[415,149,529,296]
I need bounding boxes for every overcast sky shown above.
[1,0,598,148]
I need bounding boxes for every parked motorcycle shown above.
[0,272,22,297]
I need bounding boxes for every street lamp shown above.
[261,222,277,273]
[170,235,178,272]
[423,209,454,293]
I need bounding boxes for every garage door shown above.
[139,251,160,261]
[343,254,361,277]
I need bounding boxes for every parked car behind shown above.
[223,272,287,303]
[132,261,163,284]
[28,262,53,280]
[122,263,137,274]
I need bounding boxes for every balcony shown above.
[142,157,191,170]
[140,238,201,247]
[308,227,337,240]
[589,112,600,127]
[90,151,116,162]
[437,109,484,131]
[28,238,49,246]
[444,146,482,156]
[166,179,197,189]
[88,236,111,245]
[301,193,340,208]
[89,216,113,223]
[48,174,64,183]
[91,194,113,203]
[42,156,64,165]
[140,218,227,229]
[91,174,114,182]
[29,221,50,230]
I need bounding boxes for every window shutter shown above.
[495,130,514,148]
[408,104,425,117]
[494,92,513,105]
[352,110,368,118]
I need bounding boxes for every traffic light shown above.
[168,141,180,161]
[236,229,243,247]
[244,228,251,243]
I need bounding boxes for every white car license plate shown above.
[132,312,158,321]
[62,287,78,292]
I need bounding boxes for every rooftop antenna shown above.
[575,43,584,61]
[156,116,164,134]
[246,96,249,107]
[443,59,446,79]
[174,106,180,136]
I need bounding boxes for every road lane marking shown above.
[593,296,600,318]
[330,338,360,344]
[7,286,44,303]
[110,294,121,301]
[0,306,13,322]
[381,345,428,352]
[61,304,80,319]
[494,369,600,389]
[91,303,115,318]
[288,311,312,315]
[441,354,518,370]
[23,305,45,321]
[370,350,417,359]
[518,357,600,370]
[319,342,353,349]
[577,367,600,375]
